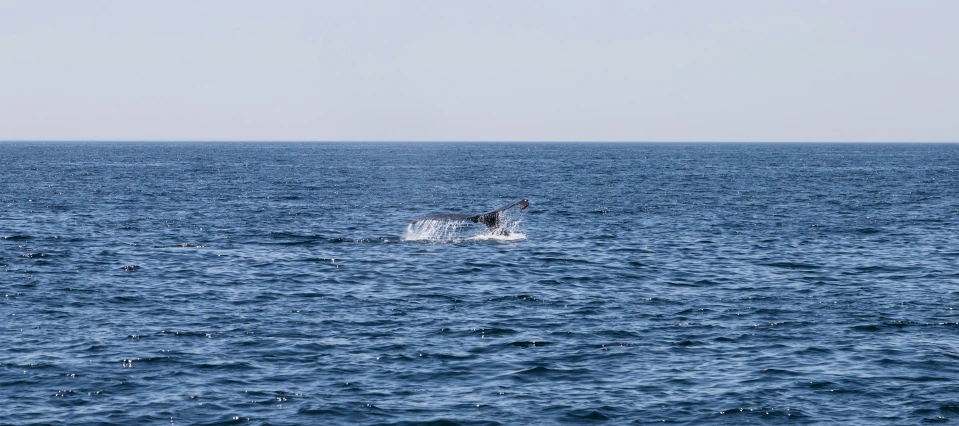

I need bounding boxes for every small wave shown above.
[564,408,615,421]
[764,261,822,270]
[151,243,204,248]
[511,341,551,348]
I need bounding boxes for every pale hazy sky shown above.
[1,0,957,142]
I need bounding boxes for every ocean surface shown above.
[2,142,958,425]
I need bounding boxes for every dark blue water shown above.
[2,142,958,425]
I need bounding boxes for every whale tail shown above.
[411,199,529,235]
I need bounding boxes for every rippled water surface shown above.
[2,142,958,424]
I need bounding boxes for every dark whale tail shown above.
[410,199,529,235]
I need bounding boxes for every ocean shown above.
[2,142,958,424]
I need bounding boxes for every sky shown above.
[1,0,957,142]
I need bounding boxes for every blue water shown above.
[2,142,958,424]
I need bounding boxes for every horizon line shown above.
[1,140,957,144]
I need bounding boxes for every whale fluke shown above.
[411,199,529,235]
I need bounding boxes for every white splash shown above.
[466,231,527,242]
[404,220,472,242]
[403,213,526,243]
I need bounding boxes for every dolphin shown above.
[410,199,529,235]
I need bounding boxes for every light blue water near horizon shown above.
[2,142,958,425]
